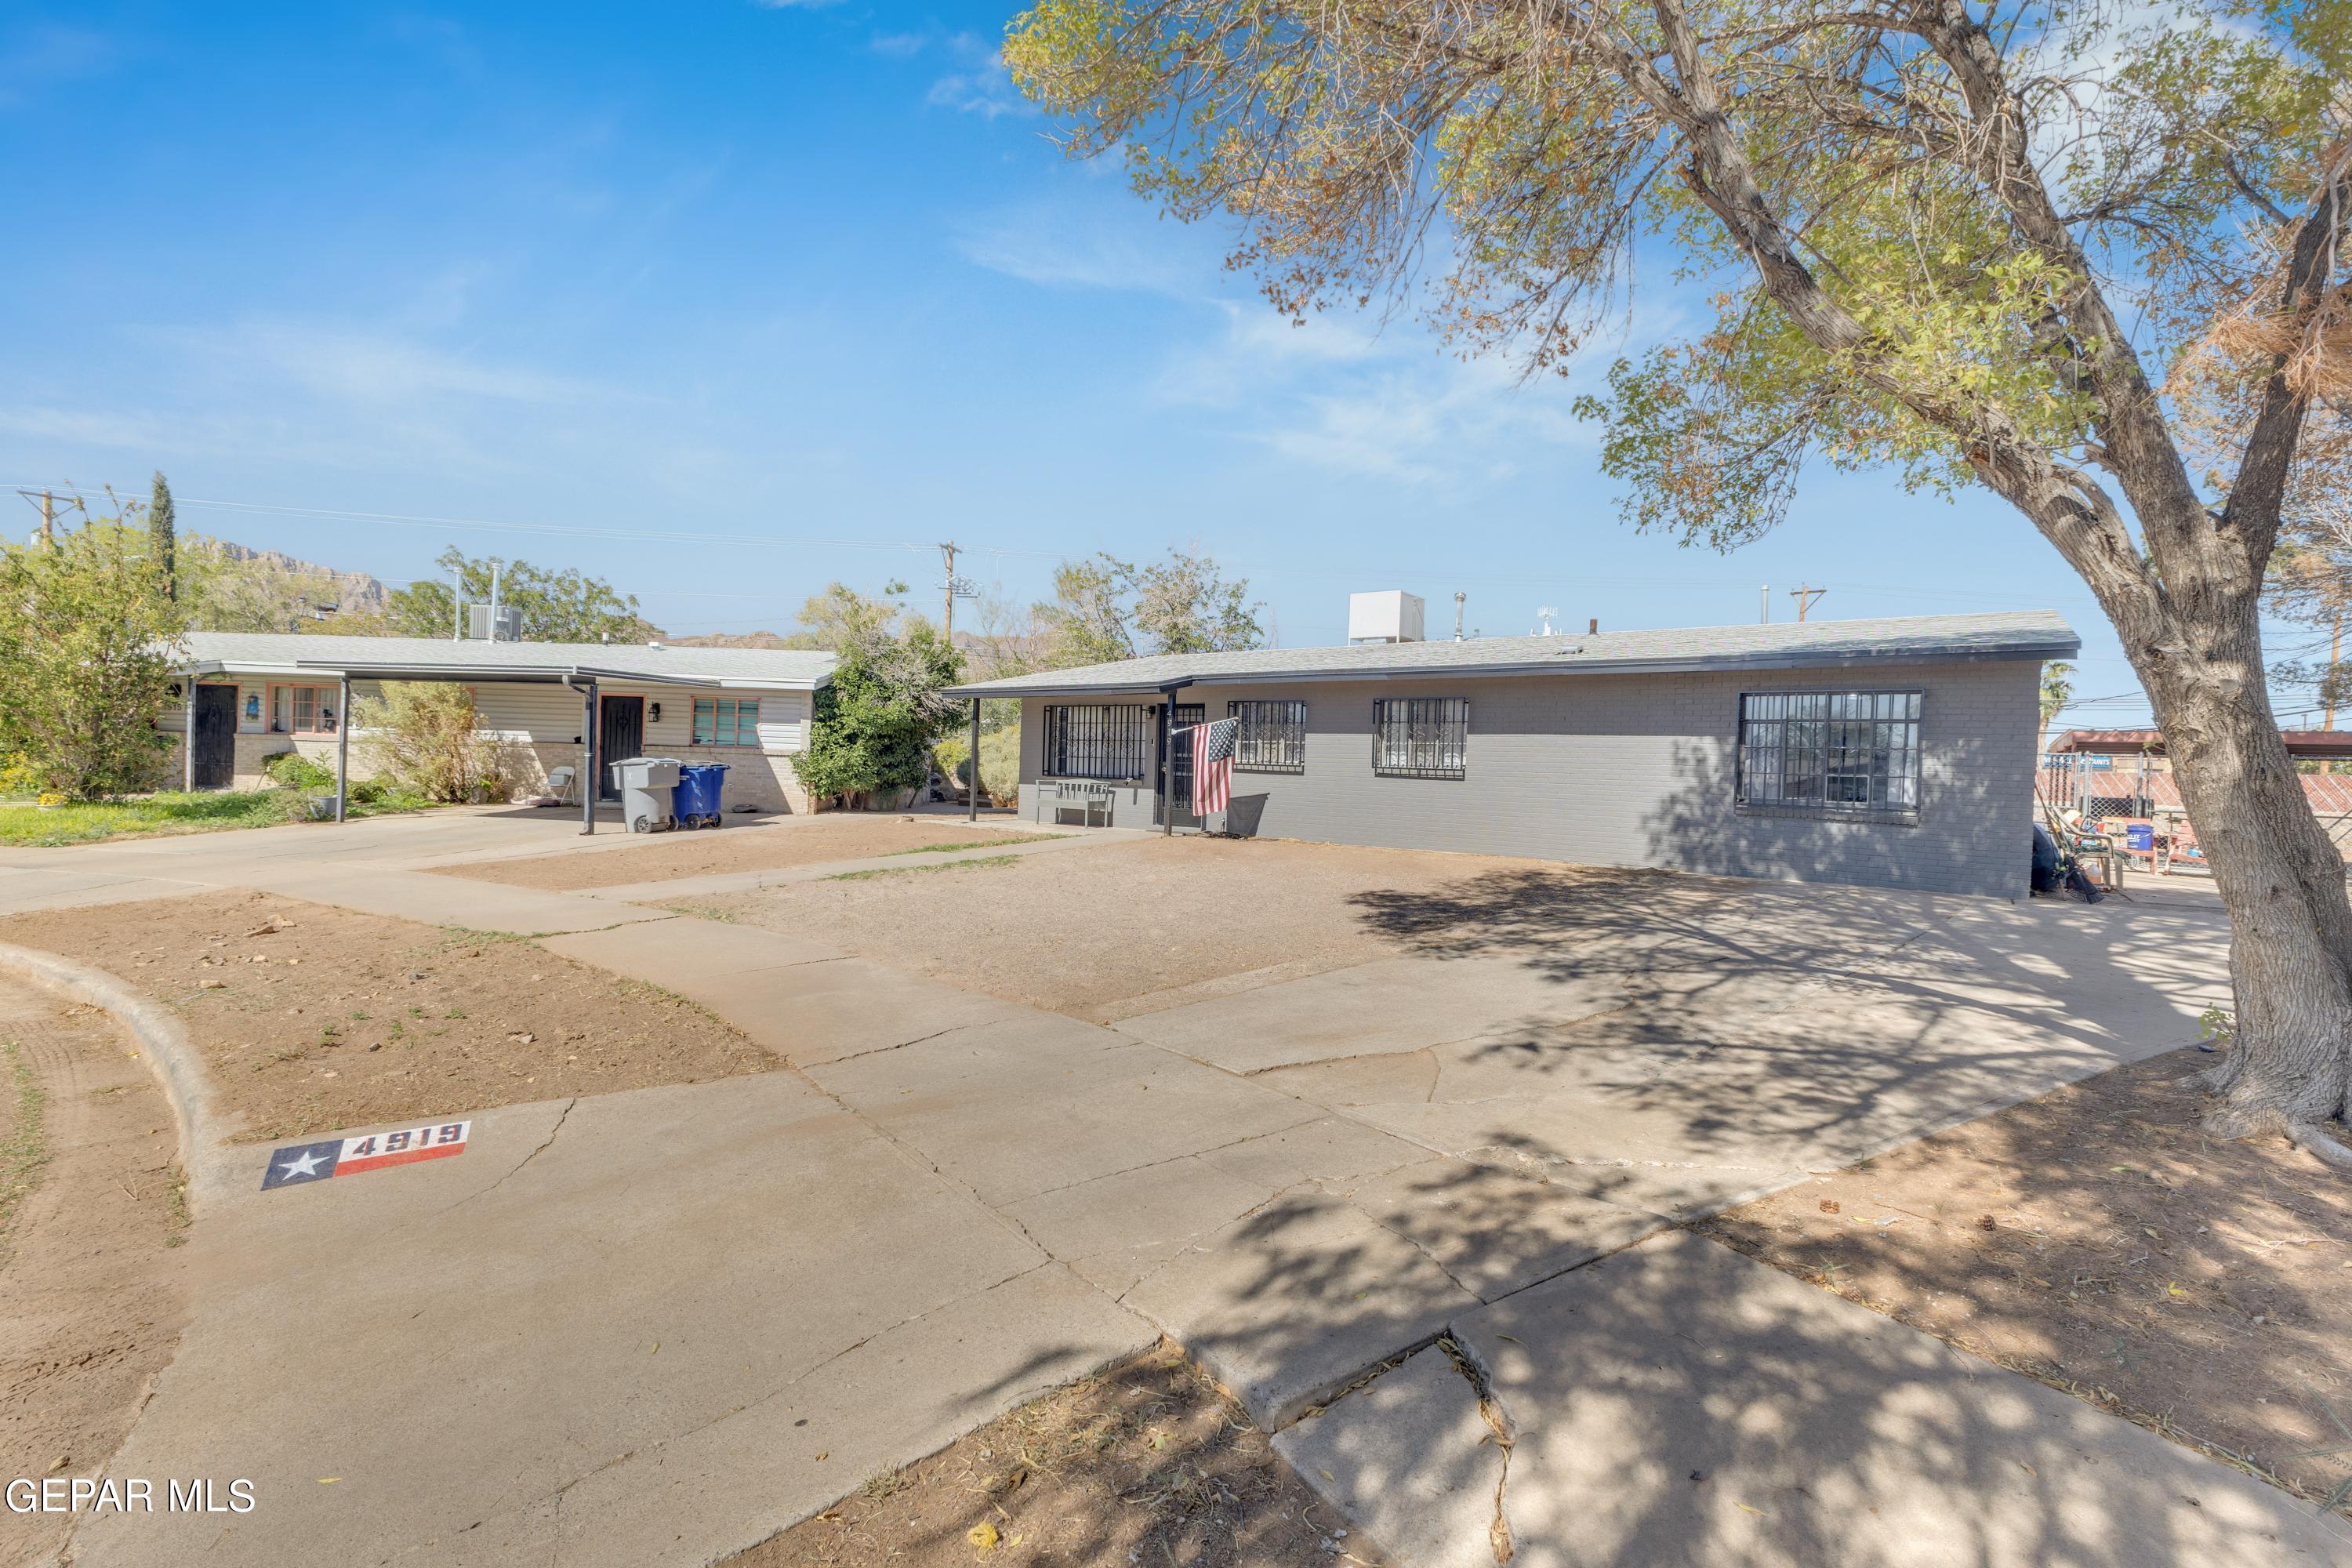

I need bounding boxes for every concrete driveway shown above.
[8,817,2312,1567]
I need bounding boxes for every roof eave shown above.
[945,637,2081,700]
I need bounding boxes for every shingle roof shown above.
[948,611,2078,698]
[179,632,834,689]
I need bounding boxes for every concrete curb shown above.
[0,939,228,1212]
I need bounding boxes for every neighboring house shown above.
[949,603,2079,899]
[161,633,835,815]
[2049,727,2352,766]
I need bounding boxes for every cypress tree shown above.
[148,470,176,601]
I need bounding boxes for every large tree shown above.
[1008,2,2352,1159]
[148,471,177,603]
[1035,547,1265,666]
[384,547,660,643]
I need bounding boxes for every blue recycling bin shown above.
[674,763,729,829]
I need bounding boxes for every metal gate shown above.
[1155,702,1205,829]
[2038,752,2158,818]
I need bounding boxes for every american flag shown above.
[1191,718,1237,818]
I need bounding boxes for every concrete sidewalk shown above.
[1277,1230,2348,1567]
[8,821,2301,1568]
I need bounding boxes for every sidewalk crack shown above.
[1438,1334,1516,1565]
[438,1097,576,1214]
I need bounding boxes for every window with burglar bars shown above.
[1372,698,1468,779]
[1229,699,1307,771]
[1736,691,1923,821]
[1042,703,1152,781]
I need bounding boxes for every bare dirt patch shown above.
[728,1341,1388,1568]
[0,892,777,1143]
[707,835,1622,1021]
[0,978,191,1566]
[1697,1046,2352,1515]
[434,815,1051,892]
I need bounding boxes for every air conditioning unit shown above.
[1348,590,1425,644]
[468,604,524,642]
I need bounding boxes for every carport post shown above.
[334,674,350,823]
[967,699,979,822]
[181,676,195,790]
[580,676,598,836]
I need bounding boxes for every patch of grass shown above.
[163,1164,190,1246]
[665,902,739,924]
[826,854,1022,883]
[0,1037,49,1258]
[0,786,439,848]
[880,834,1058,857]
[434,927,542,953]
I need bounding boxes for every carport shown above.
[274,658,649,834]
[170,655,702,833]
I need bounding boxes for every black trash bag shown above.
[2031,824,2063,894]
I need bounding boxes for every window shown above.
[1229,699,1306,771]
[269,684,339,735]
[1372,698,1468,779]
[1737,691,1922,821]
[692,697,761,747]
[1043,704,1151,780]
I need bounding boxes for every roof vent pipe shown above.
[1454,591,1465,642]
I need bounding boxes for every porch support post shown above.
[581,677,598,836]
[334,674,350,823]
[1160,699,1174,837]
[967,699,979,822]
[181,676,195,791]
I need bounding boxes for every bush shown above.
[350,684,510,803]
[975,726,1019,807]
[263,752,336,791]
[930,728,1019,808]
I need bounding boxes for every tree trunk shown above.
[2140,604,2352,1164]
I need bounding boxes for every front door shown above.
[1155,702,1206,828]
[191,684,238,789]
[597,695,644,800]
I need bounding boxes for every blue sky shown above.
[1,1,2256,728]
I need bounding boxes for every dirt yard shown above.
[1698,1046,2352,1514]
[0,978,191,1566]
[729,1342,1387,1568]
[435,815,1053,892]
[0,892,779,1143]
[706,835,1653,1022]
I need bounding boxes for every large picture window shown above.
[692,697,761,747]
[1737,691,1922,821]
[1043,703,1152,781]
[1229,699,1306,771]
[269,684,340,735]
[1372,698,1468,779]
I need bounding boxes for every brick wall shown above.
[1015,657,2042,898]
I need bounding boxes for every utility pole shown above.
[1789,583,1827,622]
[937,541,974,638]
[38,489,53,548]
[2329,605,2343,731]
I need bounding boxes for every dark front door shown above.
[1155,702,1206,828]
[597,695,644,800]
[191,684,238,789]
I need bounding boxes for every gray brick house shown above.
[949,609,2078,898]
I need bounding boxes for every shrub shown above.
[975,726,1019,807]
[263,752,336,791]
[0,518,183,800]
[930,728,1019,808]
[351,684,509,803]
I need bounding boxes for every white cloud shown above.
[926,34,1030,119]
[955,215,1195,294]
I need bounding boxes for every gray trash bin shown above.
[608,756,681,834]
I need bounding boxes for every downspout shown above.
[564,670,597,836]
[182,673,197,791]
